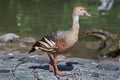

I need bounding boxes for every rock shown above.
[0,33,19,42]
[98,61,120,70]
[57,55,66,61]
[0,33,36,44]
[0,33,36,52]
[0,52,120,80]
[19,37,36,43]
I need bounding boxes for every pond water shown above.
[0,0,120,59]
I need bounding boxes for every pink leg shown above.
[53,56,67,76]
[48,54,54,72]
[48,54,67,76]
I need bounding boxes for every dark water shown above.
[0,0,120,59]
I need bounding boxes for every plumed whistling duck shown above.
[29,6,91,76]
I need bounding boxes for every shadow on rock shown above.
[29,61,79,71]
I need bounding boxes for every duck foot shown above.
[55,70,67,76]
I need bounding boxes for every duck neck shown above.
[72,15,80,28]
[70,14,80,34]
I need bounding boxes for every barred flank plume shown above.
[29,37,56,54]
[39,38,56,52]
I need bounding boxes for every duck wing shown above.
[29,31,67,53]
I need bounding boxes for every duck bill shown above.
[84,12,91,17]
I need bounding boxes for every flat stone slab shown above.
[0,52,120,80]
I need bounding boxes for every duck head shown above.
[73,6,91,17]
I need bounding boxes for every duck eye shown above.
[80,9,83,11]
